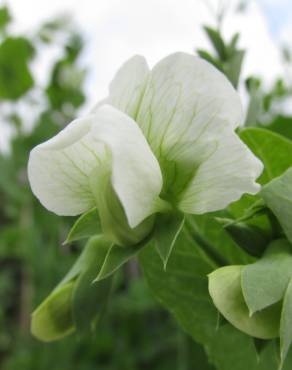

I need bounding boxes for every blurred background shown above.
[0,0,292,369]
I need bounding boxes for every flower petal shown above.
[91,105,164,228]
[92,55,149,119]
[28,104,164,227]
[28,115,104,216]
[178,126,263,214]
[128,52,262,210]
[136,52,243,155]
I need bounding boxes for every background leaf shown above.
[262,168,292,243]
[0,37,34,100]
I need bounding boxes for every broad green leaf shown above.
[140,230,281,370]
[94,236,150,282]
[209,265,280,339]
[265,115,292,141]
[280,278,292,369]
[31,281,75,342]
[262,168,292,243]
[242,240,292,315]
[230,128,292,218]
[64,207,101,243]
[240,128,292,185]
[153,212,185,269]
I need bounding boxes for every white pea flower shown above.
[28,52,263,246]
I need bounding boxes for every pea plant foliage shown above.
[28,52,292,370]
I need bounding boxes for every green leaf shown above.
[0,37,34,100]
[280,278,292,369]
[227,33,240,55]
[31,281,75,342]
[265,115,292,141]
[224,50,245,88]
[262,168,292,243]
[242,240,292,315]
[64,208,101,243]
[140,230,280,370]
[94,236,150,282]
[0,6,11,30]
[153,212,184,269]
[187,213,251,266]
[230,128,292,218]
[209,265,280,339]
[204,26,227,60]
[240,128,292,185]
[217,218,270,257]
[197,49,223,70]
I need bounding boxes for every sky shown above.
[1,0,292,150]
[4,0,291,107]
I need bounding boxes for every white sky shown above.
[5,0,290,107]
[0,0,291,151]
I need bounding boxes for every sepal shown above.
[153,212,185,269]
[64,207,101,244]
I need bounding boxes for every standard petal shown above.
[178,126,263,214]
[136,52,243,155]
[28,115,106,216]
[129,52,259,205]
[92,55,149,119]
[90,105,164,228]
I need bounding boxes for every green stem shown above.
[185,217,228,267]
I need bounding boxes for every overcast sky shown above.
[5,0,291,106]
[1,0,291,151]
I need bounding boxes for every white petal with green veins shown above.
[108,52,262,210]
[179,127,263,214]
[93,55,149,119]
[136,52,243,152]
[91,105,165,228]
[28,104,165,229]
[28,114,104,216]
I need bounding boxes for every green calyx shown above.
[89,163,154,247]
